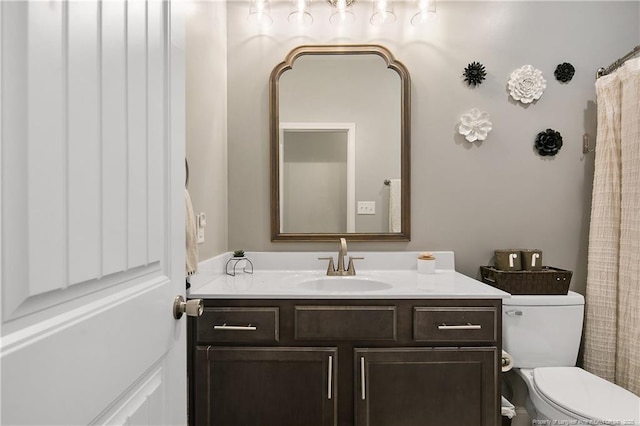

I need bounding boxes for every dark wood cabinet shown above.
[189,298,501,426]
[193,346,337,426]
[355,347,498,426]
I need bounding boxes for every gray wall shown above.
[186,1,228,260]
[225,1,640,293]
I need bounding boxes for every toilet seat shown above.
[532,367,640,423]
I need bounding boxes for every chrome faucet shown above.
[319,238,363,276]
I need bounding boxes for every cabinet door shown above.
[354,347,498,426]
[194,346,337,426]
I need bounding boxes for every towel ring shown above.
[185,158,190,188]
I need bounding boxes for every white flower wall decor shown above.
[508,65,546,104]
[458,108,492,143]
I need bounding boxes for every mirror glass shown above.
[270,45,410,241]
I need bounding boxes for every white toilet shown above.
[503,291,640,424]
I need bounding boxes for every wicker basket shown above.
[480,266,572,295]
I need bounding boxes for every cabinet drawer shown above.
[197,307,279,343]
[413,307,497,343]
[295,306,396,341]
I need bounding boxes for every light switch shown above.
[197,213,206,244]
[357,201,376,215]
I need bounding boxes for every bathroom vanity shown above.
[187,252,508,426]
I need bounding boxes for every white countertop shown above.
[189,269,508,299]
[188,251,509,300]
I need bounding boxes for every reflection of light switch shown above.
[357,201,376,215]
[197,213,206,244]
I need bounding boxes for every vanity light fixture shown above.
[278,0,437,27]
[410,0,437,26]
[288,0,314,26]
[248,0,273,26]
[328,0,356,25]
[370,0,397,26]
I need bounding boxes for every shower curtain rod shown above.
[597,44,640,78]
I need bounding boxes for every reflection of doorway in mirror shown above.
[279,123,356,233]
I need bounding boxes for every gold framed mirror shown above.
[270,45,410,241]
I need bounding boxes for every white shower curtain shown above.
[584,57,640,396]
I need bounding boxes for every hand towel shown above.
[388,179,401,232]
[185,189,199,276]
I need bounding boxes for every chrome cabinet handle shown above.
[438,323,482,330]
[360,356,366,400]
[327,356,333,400]
[213,324,257,331]
[505,310,523,316]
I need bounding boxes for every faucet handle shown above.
[346,256,364,275]
[318,257,336,274]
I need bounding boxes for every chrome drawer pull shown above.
[327,356,333,400]
[438,323,482,330]
[213,324,257,331]
[505,310,523,316]
[360,356,366,400]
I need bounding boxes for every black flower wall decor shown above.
[463,61,487,86]
[535,129,563,156]
[554,62,575,83]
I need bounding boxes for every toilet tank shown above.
[503,291,584,368]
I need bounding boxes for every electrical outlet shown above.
[357,201,376,215]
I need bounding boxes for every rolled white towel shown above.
[501,396,516,419]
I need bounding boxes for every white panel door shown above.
[0,1,187,425]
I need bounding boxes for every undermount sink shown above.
[296,277,393,292]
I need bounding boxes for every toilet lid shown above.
[533,367,640,422]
